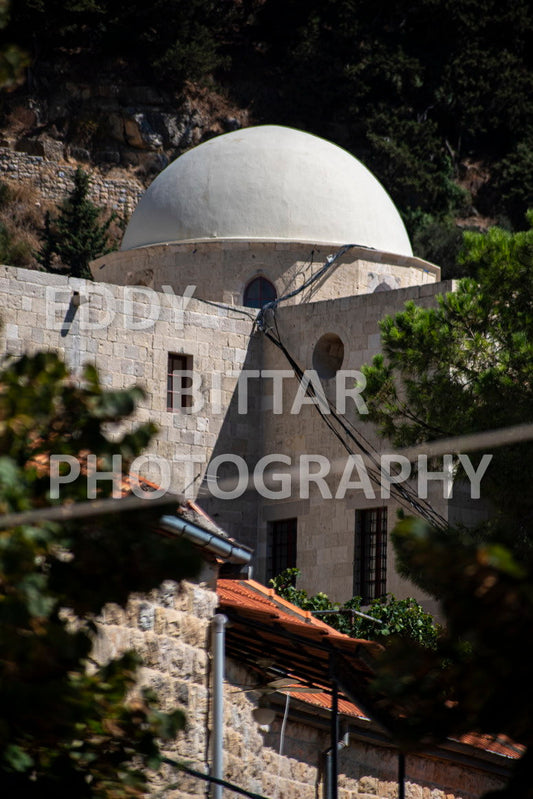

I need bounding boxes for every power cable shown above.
[261,322,448,529]
[161,757,270,799]
[193,295,258,322]
[257,244,357,329]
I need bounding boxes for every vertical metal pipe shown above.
[398,752,405,799]
[212,614,227,799]
[330,677,339,799]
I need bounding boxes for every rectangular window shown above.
[354,508,387,603]
[266,518,297,581]
[167,353,193,411]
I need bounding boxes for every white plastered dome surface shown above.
[121,125,413,257]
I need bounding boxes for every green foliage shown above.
[359,218,533,538]
[406,212,470,279]
[0,350,201,797]
[0,0,29,90]
[245,0,533,235]
[269,568,439,648]
[143,0,231,84]
[487,135,533,229]
[356,218,533,795]
[36,169,116,278]
[370,516,533,797]
[7,0,238,86]
[5,0,533,232]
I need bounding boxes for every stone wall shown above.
[0,264,261,551]
[223,657,507,799]
[0,147,143,214]
[95,585,509,799]
[0,264,461,605]
[95,577,217,797]
[92,240,439,309]
[256,281,456,610]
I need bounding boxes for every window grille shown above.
[354,508,387,602]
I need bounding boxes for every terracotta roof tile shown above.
[217,578,523,764]
[454,733,524,760]
[218,578,377,650]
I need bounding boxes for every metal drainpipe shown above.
[212,614,227,799]
[330,676,339,799]
[398,752,406,799]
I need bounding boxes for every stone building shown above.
[0,124,489,612]
[95,511,517,799]
[0,124,517,797]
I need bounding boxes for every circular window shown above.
[312,333,345,380]
[243,276,277,309]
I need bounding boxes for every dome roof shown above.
[121,125,412,256]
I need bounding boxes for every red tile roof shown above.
[218,579,380,718]
[218,578,381,654]
[455,733,523,760]
[217,578,522,763]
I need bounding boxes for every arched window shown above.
[243,276,277,309]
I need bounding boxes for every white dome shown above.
[121,125,412,256]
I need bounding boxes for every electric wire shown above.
[261,321,448,529]
[257,247,451,527]
[257,244,357,327]
[161,757,270,799]
[276,693,291,799]
[193,295,258,322]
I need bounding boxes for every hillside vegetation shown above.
[3,0,533,273]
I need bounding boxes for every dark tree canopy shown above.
[359,218,533,539]
[0,351,201,797]
[356,221,533,797]
[6,0,533,264]
[36,168,116,278]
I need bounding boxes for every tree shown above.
[0,350,201,797]
[359,217,533,540]
[36,168,116,278]
[269,568,439,648]
[369,517,533,797]
[355,221,533,796]
[0,0,28,90]
[248,0,533,237]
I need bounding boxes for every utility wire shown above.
[161,757,270,799]
[253,242,450,527]
[0,492,183,529]
[261,322,448,529]
[257,244,357,327]
[193,295,257,322]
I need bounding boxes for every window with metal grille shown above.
[167,353,193,411]
[354,508,387,603]
[243,276,277,309]
[266,518,297,581]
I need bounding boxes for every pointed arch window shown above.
[243,276,277,309]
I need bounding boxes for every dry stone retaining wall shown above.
[0,147,143,214]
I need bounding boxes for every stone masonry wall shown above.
[94,577,217,798]
[92,240,438,310]
[222,659,507,799]
[0,147,144,214]
[96,592,508,799]
[256,281,456,611]
[0,264,260,550]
